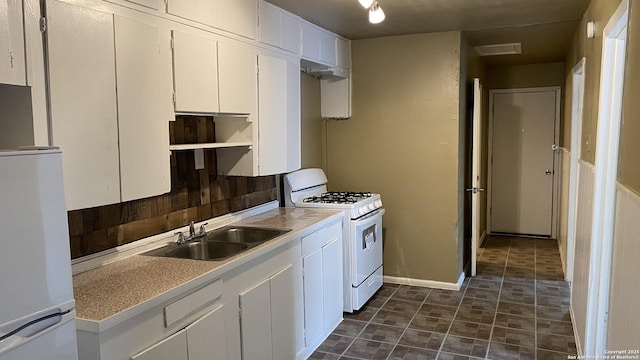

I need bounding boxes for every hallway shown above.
[312,236,576,359]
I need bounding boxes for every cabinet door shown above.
[0,0,25,85]
[303,248,323,346]
[322,238,343,330]
[115,16,171,202]
[167,0,217,28]
[336,37,351,68]
[319,31,336,66]
[218,41,256,114]
[172,30,219,113]
[286,60,301,171]
[281,12,300,54]
[257,1,281,48]
[131,330,188,360]
[270,263,304,360]
[47,0,121,210]
[239,278,272,360]
[257,54,287,175]
[185,305,227,360]
[301,21,321,61]
[218,0,256,39]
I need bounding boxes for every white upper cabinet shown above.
[257,53,287,175]
[172,30,220,114]
[280,11,300,54]
[0,0,25,85]
[47,0,121,210]
[218,0,257,39]
[286,60,301,170]
[301,20,339,66]
[258,1,299,55]
[167,0,217,28]
[114,16,171,202]
[257,1,281,48]
[336,37,351,68]
[301,21,321,62]
[257,54,300,175]
[218,41,257,114]
[319,30,336,66]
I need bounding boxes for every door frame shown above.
[486,87,562,238]
[566,57,586,283]
[470,77,482,276]
[585,0,628,355]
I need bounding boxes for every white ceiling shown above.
[265,0,591,66]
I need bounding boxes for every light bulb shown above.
[358,0,374,8]
[369,3,385,24]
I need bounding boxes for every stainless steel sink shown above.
[142,226,290,261]
[164,241,248,260]
[205,226,289,244]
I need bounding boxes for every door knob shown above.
[545,169,552,175]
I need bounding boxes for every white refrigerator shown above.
[0,148,78,360]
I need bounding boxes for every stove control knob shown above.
[368,203,375,211]
[359,208,367,215]
[375,200,382,208]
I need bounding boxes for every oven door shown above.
[350,208,385,287]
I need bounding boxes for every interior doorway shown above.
[487,87,561,238]
[584,0,628,354]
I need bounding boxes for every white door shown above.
[468,78,483,276]
[489,88,560,236]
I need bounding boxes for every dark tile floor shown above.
[312,236,577,360]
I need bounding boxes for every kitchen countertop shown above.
[73,207,342,325]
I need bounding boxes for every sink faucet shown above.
[175,221,208,244]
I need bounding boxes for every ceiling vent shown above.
[474,43,522,56]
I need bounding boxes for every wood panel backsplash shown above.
[68,116,276,259]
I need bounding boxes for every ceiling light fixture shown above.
[358,0,374,9]
[368,2,385,24]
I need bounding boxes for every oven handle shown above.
[355,208,385,222]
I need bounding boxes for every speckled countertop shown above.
[73,208,341,326]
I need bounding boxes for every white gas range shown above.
[284,168,384,312]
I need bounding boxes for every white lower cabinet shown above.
[185,305,228,360]
[131,304,227,360]
[301,220,343,350]
[76,217,342,360]
[239,264,299,360]
[131,329,188,360]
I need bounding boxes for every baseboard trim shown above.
[570,304,583,356]
[384,272,465,291]
[479,230,487,247]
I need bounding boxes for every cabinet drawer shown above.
[164,279,222,327]
[301,231,322,256]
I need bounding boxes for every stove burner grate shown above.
[302,191,372,204]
